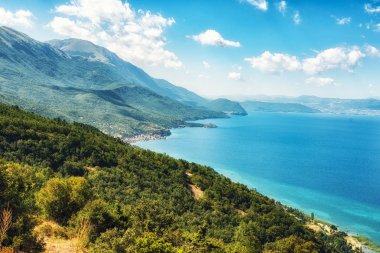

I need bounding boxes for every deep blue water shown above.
[136,112,380,245]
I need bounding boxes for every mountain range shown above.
[0,26,246,138]
[243,95,380,115]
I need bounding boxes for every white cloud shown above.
[375,23,380,32]
[245,46,366,74]
[336,17,351,25]
[277,1,287,15]
[49,0,182,68]
[364,3,380,14]
[191,29,241,47]
[245,0,268,11]
[244,51,301,73]
[293,11,301,25]
[0,7,34,28]
[305,77,337,87]
[365,45,380,57]
[302,47,365,74]
[202,61,210,69]
[228,72,242,81]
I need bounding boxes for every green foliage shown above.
[70,199,120,240]
[0,27,229,138]
[206,99,247,115]
[36,177,91,224]
[132,232,175,253]
[263,235,319,253]
[0,161,47,251]
[0,103,364,252]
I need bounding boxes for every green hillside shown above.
[207,99,248,116]
[0,103,360,253]
[0,26,226,137]
[47,38,247,116]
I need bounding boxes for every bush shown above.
[36,177,91,224]
[70,199,119,240]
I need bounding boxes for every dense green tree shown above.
[0,103,364,252]
[36,177,91,224]
[263,235,319,253]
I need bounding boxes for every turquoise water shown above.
[136,112,380,244]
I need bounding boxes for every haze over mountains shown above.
[1,25,379,140]
[243,96,380,115]
[0,26,246,137]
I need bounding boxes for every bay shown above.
[136,112,380,245]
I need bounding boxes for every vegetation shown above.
[355,236,380,252]
[206,99,248,115]
[0,26,245,138]
[0,103,365,252]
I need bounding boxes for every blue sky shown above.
[1,0,380,99]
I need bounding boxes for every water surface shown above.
[136,112,380,244]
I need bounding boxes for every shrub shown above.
[36,177,91,224]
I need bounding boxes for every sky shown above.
[1,0,380,99]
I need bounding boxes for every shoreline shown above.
[124,122,218,143]
[123,133,168,143]
[132,114,380,252]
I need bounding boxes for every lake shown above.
[136,112,380,245]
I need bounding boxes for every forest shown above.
[0,103,361,252]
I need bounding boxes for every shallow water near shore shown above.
[136,112,380,245]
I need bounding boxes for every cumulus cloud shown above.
[302,47,365,74]
[202,61,210,69]
[228,72,242,81]
[0,7,34,28]
[191,29,241,47]
[305,77,337,87]
[336,17,351,25]
[245,0,268,11]
[293,11,301,25]
[244,51,301,73]
[49,0,182,68]
[365,45,380,57]
[245,46,367,74]
[364,3,380,14]
[277,1,287,15]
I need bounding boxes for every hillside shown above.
[250,96,380,115]
[242,101,319,113]
[206,99,248,116]
[0,103,361,252]
[47,38,247,116]
[0,26,228,138]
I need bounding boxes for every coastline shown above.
[124,122,218,143]
[123,133,168,143]
[133,113,380,253]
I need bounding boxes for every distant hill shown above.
[242,101,319,113]
[0,26,240,137]
[207,98,248,115]
[47,38,247,116]
[252,95,380,115]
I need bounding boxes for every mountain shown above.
[207,98,248,115]
[253,95,380,115]
[0,26,229,137]
[0,103,360,252]
[242,101,319,113]
[47,38,247,115]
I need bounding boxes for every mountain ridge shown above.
[0,26,246,137]
[47,37,247,115]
